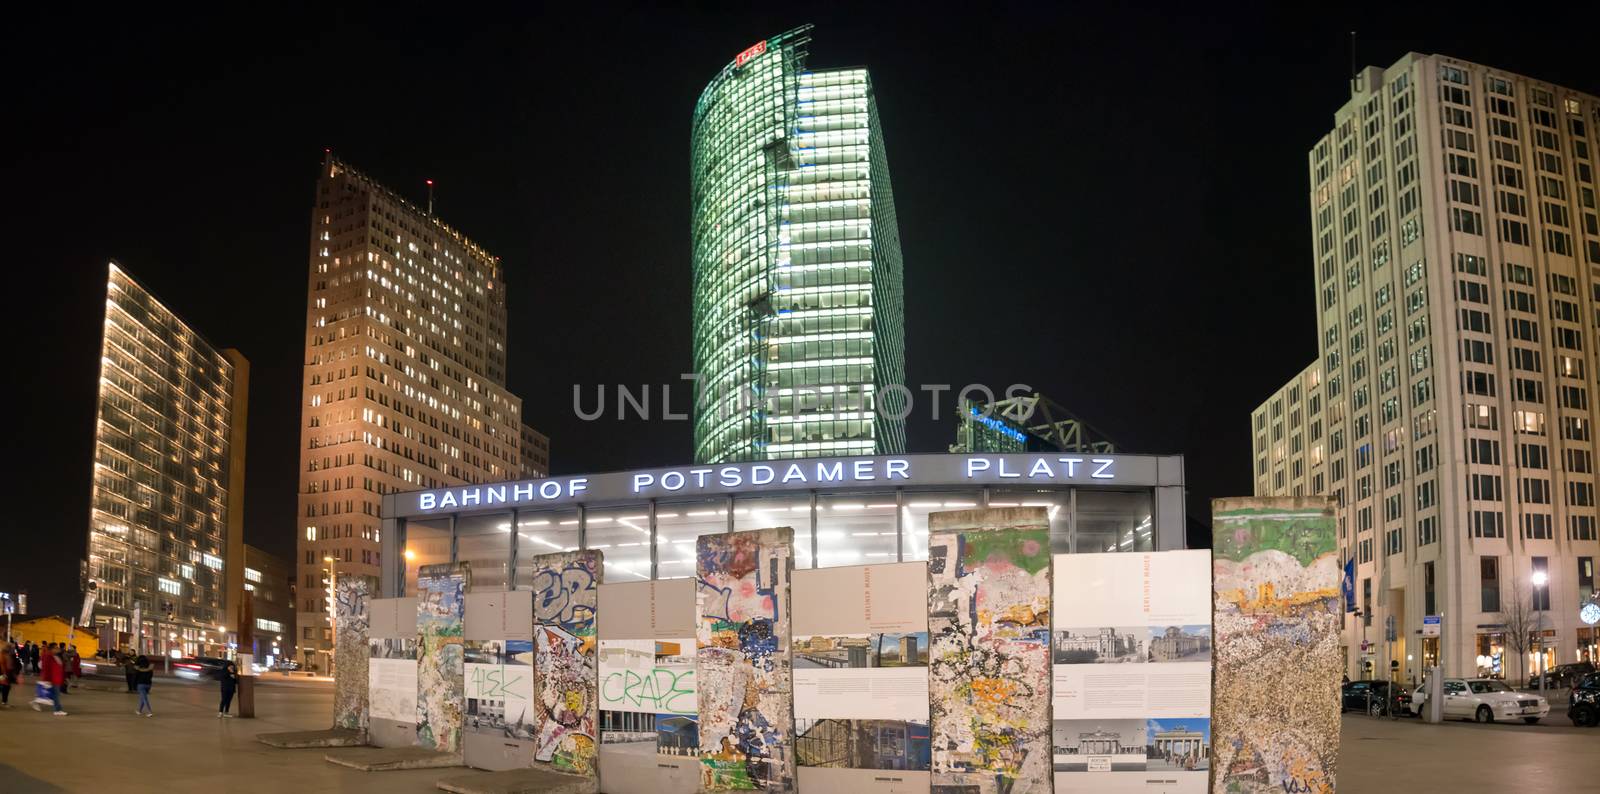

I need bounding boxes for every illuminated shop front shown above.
[377,453,1186,596]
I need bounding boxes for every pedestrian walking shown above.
[123,652,138,693]
[26,642,39,674]
[62,646,81,694]
[134,655,154,717]
[0,639,21,708]
[217,660,239,717]
[31,643,65,715]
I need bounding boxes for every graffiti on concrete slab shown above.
[416,564,467,753]
[530,551,602,775]
[927,508,1052,794]
[1211,497,1340,794]
[333,576,371,732]
[696,527,795,791]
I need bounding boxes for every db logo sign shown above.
[735,40,768,67]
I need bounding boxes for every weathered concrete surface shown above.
[324,746,464,771]
[257,727,365,748]
[435,768,599,794]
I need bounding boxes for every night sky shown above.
[7,4,1596,617]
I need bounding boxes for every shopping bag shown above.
[35,682,53,699]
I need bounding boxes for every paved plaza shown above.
[0,675,449,793]
[0,674,1595,792]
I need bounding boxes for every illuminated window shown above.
[815,494,896,568]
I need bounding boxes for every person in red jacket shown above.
[31,642,66,715]
[61,646,81,694]
[0,639,21,708]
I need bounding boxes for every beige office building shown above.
[520,422,550,479]
[1253,54,1599,684]
[244,544,295,663]
[88,262,248,658]
[295,154,543,668]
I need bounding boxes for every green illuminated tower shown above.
[691,24,906,464]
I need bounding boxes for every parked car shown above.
[1527,661,1596,690]
[1568,672,1600,727]
[1413,677,1549,723]
[1341,679,1412,716]
[173,656,230,681]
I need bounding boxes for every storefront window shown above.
[734,495,812,567]
[900,491,981,562]
[1075,490,1153,553]
[991,488,1070,553]
[514,509,579,589]
[1578,628,1596,664]
[455,512,512,591]
[584,506,652,582]
[1474,632,1504,678]
[1533,629,1558,677]
[655,499,727,580]
[403,518,451,595]
[815,494,897,567]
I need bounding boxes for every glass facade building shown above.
[691,25,906,464]
[87,263,248,657]
[377,453,1187,596]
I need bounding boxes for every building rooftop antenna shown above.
[1348,30,1358,90]
[426,179,435,215]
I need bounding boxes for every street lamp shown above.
[323,556,337,673]
[1531,570,1548,693]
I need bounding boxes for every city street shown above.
[1337,711,1598,791]
[1,671,1595,793]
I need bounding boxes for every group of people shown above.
[0,641,240,718]
[0,640,84,715]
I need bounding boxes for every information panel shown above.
[597,578,699,794]
[1050,550,1212,794]
[792,562,931,794]
[368,596,418,748]
[463,590,536,771]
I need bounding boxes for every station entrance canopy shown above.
[380,453,1186,594]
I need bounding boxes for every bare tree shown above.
[1500,583,1540,686]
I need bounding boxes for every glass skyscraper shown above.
[691,24,906,464]
[88,262,248,658]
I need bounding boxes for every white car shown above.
[1412,678,1549,723]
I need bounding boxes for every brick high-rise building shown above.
[295,154,543,669]
[1252,54,1599,683]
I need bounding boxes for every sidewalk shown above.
[0,678,442,794]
